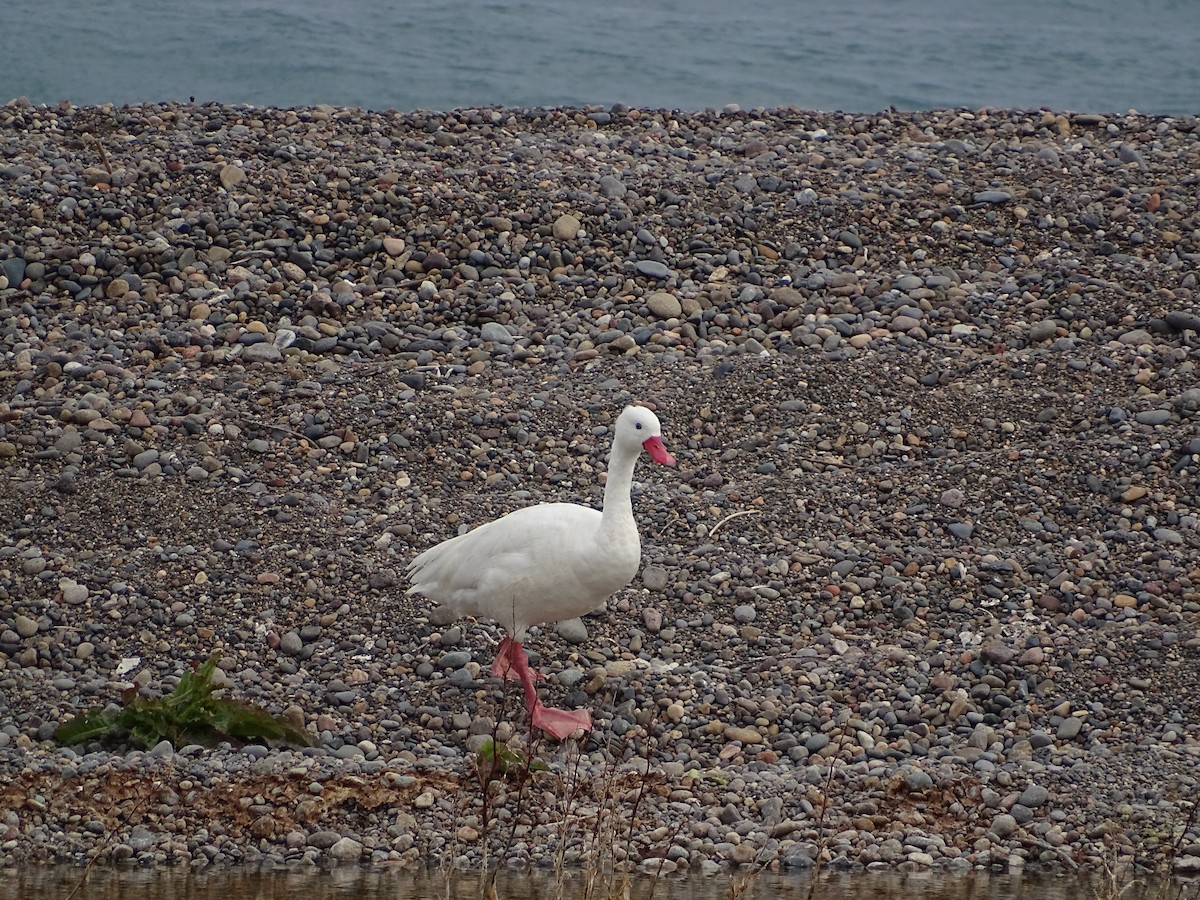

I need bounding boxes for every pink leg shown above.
[491,635,542,682]
[490,636,520,681]
[506,641,592,741]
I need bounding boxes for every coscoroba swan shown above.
[406,405,675,740]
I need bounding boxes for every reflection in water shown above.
[0,867,1194,900]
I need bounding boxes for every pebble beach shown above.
[1,99,1199,876]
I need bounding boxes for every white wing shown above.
[406,502,639,636]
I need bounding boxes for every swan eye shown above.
[635,422,643,430]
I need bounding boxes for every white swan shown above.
[406,405,675,739]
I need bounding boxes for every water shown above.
[2,0,1198,114]
[0,867,1191,900]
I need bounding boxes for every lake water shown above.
[2,0,1198,114]
[0,867,1195,900]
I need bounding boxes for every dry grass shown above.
[1091,799,1199,900]
[448,672,696,900]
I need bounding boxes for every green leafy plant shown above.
[476,737,548,782]
[54,654,312,749]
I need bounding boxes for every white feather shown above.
[406,405,673,642]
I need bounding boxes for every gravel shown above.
[1,99,1199,876]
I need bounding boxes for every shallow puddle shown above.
[0,867,1194,900]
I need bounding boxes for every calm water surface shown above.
[0,868,1194,900]
[1,0,1198,113]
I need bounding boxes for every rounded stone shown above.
[905,771,934,791]
[733,605,757,624]
[723,726,763,744]
[105,278,131,299]
[60,581,89,605]
[219,164,247,188]
[1019,784,1050,808]
[641,566,668,591]
[1057,717,1083,740]
[480,322,514,344]
[280,631,304,656]
[552,214,581,240]
[646,292,682,319]
[598,175,626,198]
[991,813,1019,837]
[555,618,589,645]
[1135,409,1172,426]
[635,260,671,279]
[14,615,39,639]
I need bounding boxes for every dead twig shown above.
[708,509,759,540]
[793,454,854,470]
[1033,838,1080,870]
[241,418,311,444]
[65,765,167,900]
[87,134,113,176]
[806,727,852,900]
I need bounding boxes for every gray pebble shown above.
[439,650,472,669]
[905,771,934,791]
[641,565,668,591]
[646,292,682,318]
[60,581,89,604]
[480,322,514,344]
[1029,320,1057,342]
[1,257,27,284]
[1163,310,1200,333]
[1056,717,1083,740]
[308,830,343,849]
[14,615,39,639]
[1135,409,1173,425]
[280,631,304,656]
[1010,803,1036,825]
[634,260,671,279]
[805,733,830,752]
[132,449,160,470]
[1154,528,1183,544]
[329,837,364,860]
[991,813,1019,837]
[598,175,626,198]
[1019,784,1049,807]
[555,618,589,644]
[241,342,282,364]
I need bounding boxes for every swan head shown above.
[617,405,675,466]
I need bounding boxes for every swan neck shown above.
[601,442,638,522]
